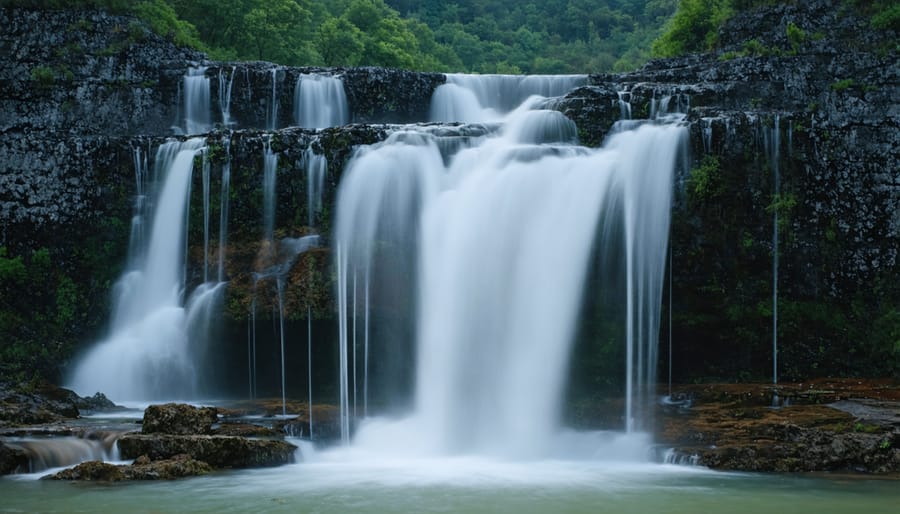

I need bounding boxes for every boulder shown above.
[0,442,28,475]
[44,454,212,481]
[117,434,296,468]
[141,403,218,435]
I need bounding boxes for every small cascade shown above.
[182,67,211,135]
[300,147,327,226]
[68,139,207,401]
[201,149,211,282]
[662,448,700,466]
[4,432,122,474]
[701,118,715,154]
[252,235,321,416]
[218,66,236,128]
[217,135,232,282]
[650,90,689,120]
[267,68,279,130]
[126,145,150,265]
[294,74,349,128]
[763,115,781,384]
[430,73,586,122]
[262,138,278,242]
[617,89,632,120]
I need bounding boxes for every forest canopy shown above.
[6,1,894,71]
[1,0,679,73]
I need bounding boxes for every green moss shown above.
[689,155,724,202]
[830,78,855,91]
[30,65,55,89]
[766,192,797,231]
[785,21,806,55]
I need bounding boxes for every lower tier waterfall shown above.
[336,86,686,456]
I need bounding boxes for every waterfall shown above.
[217,135,231,282]
[301,147,327,226]
[430,73,586,122]
[218,66,236,128]
[764,115,781,385]
[617,90,632,120]
[262,138,278,242]
[336,75,684,456]
[182,67,211,135]
[68,139,207,401]
[267,68,279,131]
[294,74,349,128]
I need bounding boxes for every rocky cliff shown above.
[0,0,897,387]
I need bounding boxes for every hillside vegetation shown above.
[2,0,678,73]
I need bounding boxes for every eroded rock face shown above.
[141,403,218,435]
[118,433,296,468]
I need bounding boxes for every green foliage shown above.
[132,0,203,49]
[30,65,55,88]
[766,192,797,231]
[830,78,855,91]
[688,155,723,202]
[785,21,805,54]
[652,0,732,57]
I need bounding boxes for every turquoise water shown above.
[2,458,898,514]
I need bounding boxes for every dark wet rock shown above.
[141,403,218,435]
[657,381,900,473]
[0,441,28,475]
[43,460,125,481]
[213,423,283,438]
[0,382,83,426]
[44,453,212,481]
[117,433,296,468]
[74,392,119,413]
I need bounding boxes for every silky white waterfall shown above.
[335,74,685,458]
[68,139,207,401]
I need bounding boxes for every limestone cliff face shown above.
[0,0,896,381]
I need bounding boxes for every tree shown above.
[317,16,365,66]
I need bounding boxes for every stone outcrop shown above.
[656,380,900,473]
[117,433,296,468]
[0,441,27,475]
[141,403,218,435]
[44,453,212,481]
[124,402,296,469]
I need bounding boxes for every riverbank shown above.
[3,379,898,477]
[657,379,900,474]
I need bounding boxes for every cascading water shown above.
[181,67,211,135]
[218,66,236,128]
[430,73,586,122]
[294,74,349,128]
[262,137,278,242]
[267,68,279,130]
[301,147,327,226]
[763,115,781,385]
[68,139,207,401]
[335,75,685,457]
